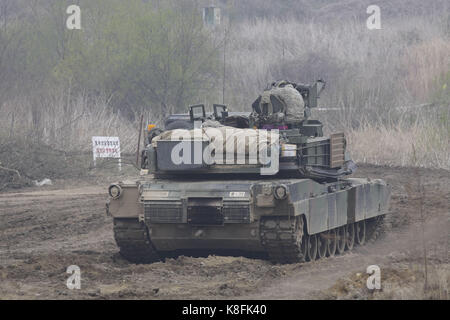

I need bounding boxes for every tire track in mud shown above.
[0,189,110,256]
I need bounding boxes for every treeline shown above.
[0,0,448,170]
[0,0,222,119]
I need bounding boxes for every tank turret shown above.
[142,79,354,179]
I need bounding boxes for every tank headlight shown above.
[274,185,288,200]
[108,184,122,199]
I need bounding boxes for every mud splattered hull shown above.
[108,177,390,263]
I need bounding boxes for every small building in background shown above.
[203,6,221,27]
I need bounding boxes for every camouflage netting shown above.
[152,127,279,157]
[255,80,305,122]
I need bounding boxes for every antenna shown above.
[223,29,226,105]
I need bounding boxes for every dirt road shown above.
[0,165,448,299]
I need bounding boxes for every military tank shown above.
[106,80,391,264]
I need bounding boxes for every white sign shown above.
[92,136,121,170]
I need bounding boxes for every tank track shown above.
[113,218,160,263]
[260,216,305,264]
[261,215,385,264]
[113,216,385,264]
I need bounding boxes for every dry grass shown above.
[219,14,449,170]
[0,90,144,189]
[401,38,450,101]
[346,118,450,169]
[223,16,448,110]
[320,264,449,300]
[0,90,141,153]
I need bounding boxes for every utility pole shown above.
[223,31,226,105]
[136,114,144,167]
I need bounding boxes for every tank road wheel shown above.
[113,218,160,264]
[355,220,366,245]
[336,226,346,254]
[346,223,355,251]
[317,233,327,259]
[260,216,305,264]
[305,234,318,261]
[326,229,337,257]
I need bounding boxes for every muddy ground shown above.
[0,165,448,299]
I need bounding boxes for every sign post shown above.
[92,136,121,171]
